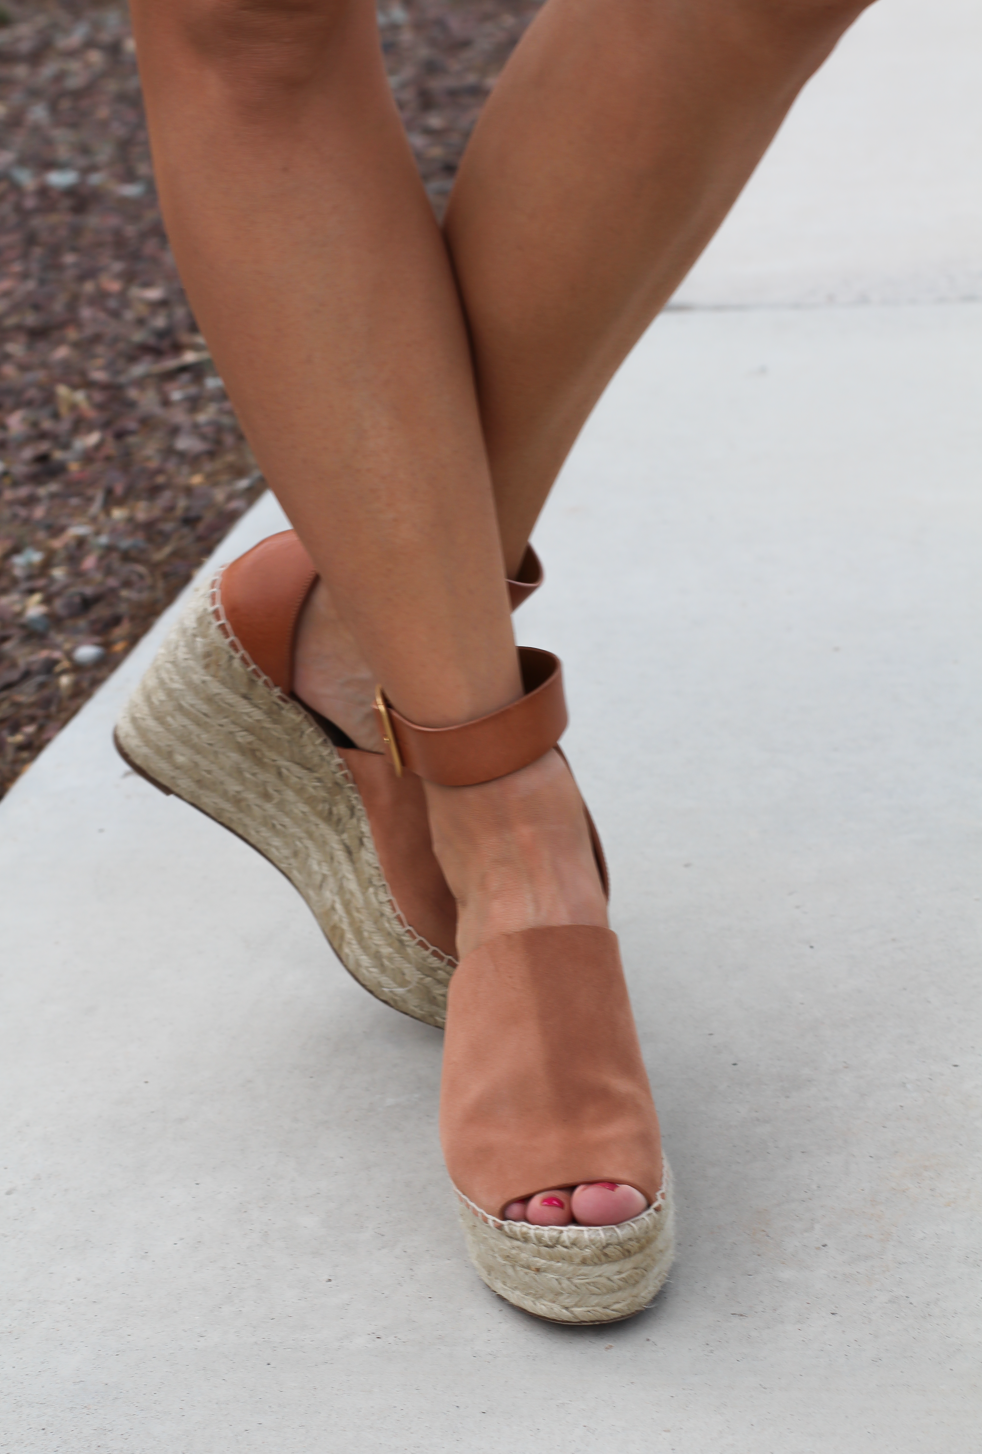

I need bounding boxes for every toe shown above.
[570,1182,647,1226]
[502,1200,529,1221]
[526,1188,574,1226]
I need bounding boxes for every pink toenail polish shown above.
[540,1196,566,1208]
[596,1183,620,1191]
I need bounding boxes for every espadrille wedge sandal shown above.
[114,529,542,1030]
[374,655,674,1323]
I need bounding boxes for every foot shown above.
[426,749,649,1228]
[295,589,648,1228]
[504,1183,648,1227]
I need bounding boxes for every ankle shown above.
[292,579,380,750]
[424,749,607,959]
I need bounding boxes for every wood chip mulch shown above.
[0,0,542,798]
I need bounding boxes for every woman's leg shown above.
[128,0,612,1223]
[128,0,519,731]
[435,0,873,1225]
[445,0,875,575]
[129,0,605,926]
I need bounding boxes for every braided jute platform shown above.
[114,571,455,1028]
[455,1161,675,1324]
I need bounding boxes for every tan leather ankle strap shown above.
[374,647,567,787]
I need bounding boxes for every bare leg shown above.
[129,0,519,731]
[438,0,873,1224]
[128,0,610,1224]
[446,0,874,574]
[129,0,604,940]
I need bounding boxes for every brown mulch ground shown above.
[0,0,542,798]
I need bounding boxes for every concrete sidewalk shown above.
[2,3,980,1451]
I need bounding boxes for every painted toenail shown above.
[540,1196,565,1207]
[595,1183,620,1191]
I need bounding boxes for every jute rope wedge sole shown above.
[455,1162,674,1324]
[375,662,675,1323]
[115,573,456,1027]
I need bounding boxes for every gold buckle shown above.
[374,685,403,777]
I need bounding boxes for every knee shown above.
[172,0,362,96]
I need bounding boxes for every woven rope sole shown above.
[115,573,455,1028]
[455,1161,675,1324]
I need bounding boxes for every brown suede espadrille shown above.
[375,655,674,1323]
